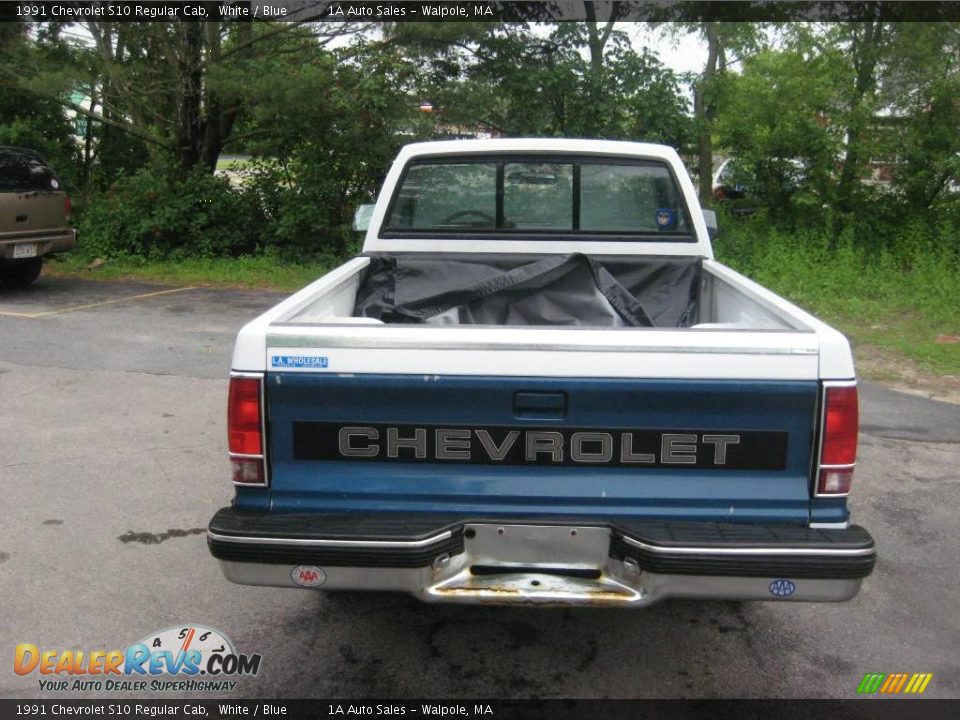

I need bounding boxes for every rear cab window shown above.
[384,155,692,240]
[0,149,62,192]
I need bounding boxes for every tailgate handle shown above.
[514,392,567,419]
[15,214,28,223]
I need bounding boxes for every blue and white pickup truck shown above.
[207,139,875,606]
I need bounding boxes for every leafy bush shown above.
[78,163,366,262]
[242,159,360,259]
[78,169,267,260]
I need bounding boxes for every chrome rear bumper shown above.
[217,559,863,606]
[208,510,874,606]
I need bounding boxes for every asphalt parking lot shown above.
[1,275,958,700]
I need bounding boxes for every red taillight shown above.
[228,377,262,454]
[817,384,858,495]
[64,194,72,220]
[821,385,858,465]
[227,376,265,485]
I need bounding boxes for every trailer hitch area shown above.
[421,523,644,605]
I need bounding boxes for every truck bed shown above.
[276,254,809,331]
[233,253,852,383]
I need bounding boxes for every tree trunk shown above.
[835,21,884,229]
[200,13,252,173]
[89,23,127,189]
[81,88,99,195]
[695,23,721,206]
[199,18,223,174]
[176,22,204,178]
[583,2,620,137]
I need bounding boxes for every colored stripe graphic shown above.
[909,674,933,694]
[857,673,886,693]
[858,672,932,695]
[882,673,910,694]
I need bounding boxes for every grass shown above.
[714,219,960,377]
[214,155,252,172]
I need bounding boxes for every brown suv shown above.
[0,147,75,288]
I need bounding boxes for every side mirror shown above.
[702,208,719,240]
[352,203,375,232]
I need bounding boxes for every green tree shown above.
[582,0,623,136]
[714,45,843,216]
[419,23,690,145]
[713,21,959,242]
[0,22,81,187]
[4,15,365,178]
[820,19,889,220]
[235,35,424,254]
[879,23,960,212]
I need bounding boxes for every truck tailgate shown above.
[264,374,818,523]
[0,190,66,237]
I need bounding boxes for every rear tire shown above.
[0,257,43,288]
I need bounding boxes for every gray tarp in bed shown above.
[353,253,701,328]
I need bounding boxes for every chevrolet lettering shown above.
[207,139,876,607]
[291,423,782,470]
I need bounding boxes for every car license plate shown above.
[13,243,37,259]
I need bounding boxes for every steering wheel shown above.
[441,209,496,227]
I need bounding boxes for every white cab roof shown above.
[397,138,685,161]
[363,138,714,258]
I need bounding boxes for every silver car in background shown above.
[0,147,75,288]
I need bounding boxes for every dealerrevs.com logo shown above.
[14,625,261,692]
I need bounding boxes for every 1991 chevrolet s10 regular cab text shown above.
[207,139,876,606]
